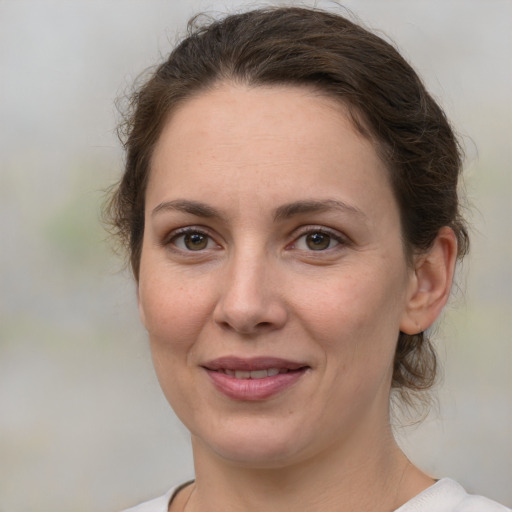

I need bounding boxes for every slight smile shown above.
[203,357,310,401]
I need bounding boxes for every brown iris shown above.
[184,232,208,250]
[306,232,331,250]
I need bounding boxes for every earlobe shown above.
[400,227,458,335]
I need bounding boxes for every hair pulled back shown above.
[105,6,469,407]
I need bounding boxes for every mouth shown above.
[202,357,310,400]
[217,368,298,379]
[203,356,308,375]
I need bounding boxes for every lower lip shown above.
[205,369,307,401]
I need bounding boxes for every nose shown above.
[213,250,288,335]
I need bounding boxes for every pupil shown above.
[307,232,330,250]
[185,233,207,250]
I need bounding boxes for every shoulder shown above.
[120,486,177,512]
[396,478,510,512]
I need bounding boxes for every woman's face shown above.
[138,84,418,467]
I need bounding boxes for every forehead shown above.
[148,83,394,220]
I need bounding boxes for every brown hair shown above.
[105,6,469,407]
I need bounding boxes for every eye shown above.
[170,229,218,251]
[294,230,341,251]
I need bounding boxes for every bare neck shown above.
[181,428,434,512]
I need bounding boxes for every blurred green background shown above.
[1,1,510,510]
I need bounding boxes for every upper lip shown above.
[203,356,308,372]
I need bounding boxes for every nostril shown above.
[217,319,276,335]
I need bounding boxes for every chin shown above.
[192,419,313,469]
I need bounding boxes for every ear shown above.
[400,227,458,335]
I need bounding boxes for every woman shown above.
[106,6,510,512]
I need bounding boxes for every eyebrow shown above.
[151,198,366,222]
[273,199,366,221]
[152,199,225,220]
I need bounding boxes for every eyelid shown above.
[162,226,221,251]
[288,225,350,250]
[161,224,349,252]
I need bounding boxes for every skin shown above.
[137,83,457,511]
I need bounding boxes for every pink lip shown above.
[202,357,309,401]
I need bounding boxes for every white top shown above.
[122,478,510,512]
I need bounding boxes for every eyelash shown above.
[289,227,348,252]
[164,227,220,252]
[163,226,349,254]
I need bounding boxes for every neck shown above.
[184,425,433,512]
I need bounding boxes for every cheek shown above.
[138,269,215,351]
[299,267,405,362]
[138,272,212,414]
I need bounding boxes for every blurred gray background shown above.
[0,1,511,510]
